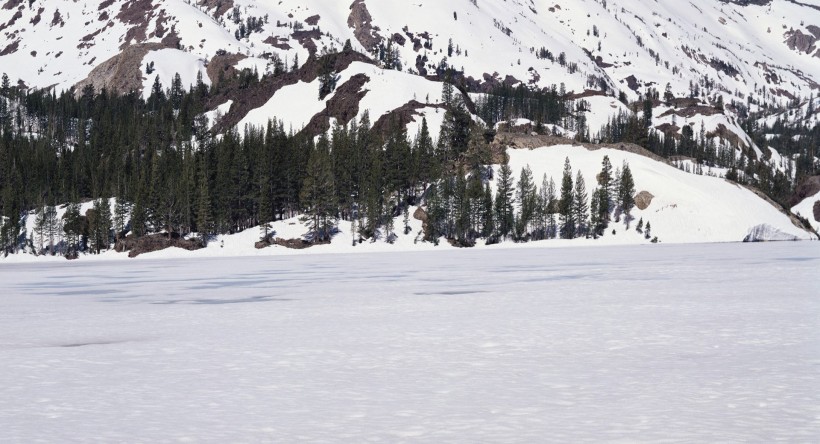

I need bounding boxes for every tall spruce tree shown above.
[494,163,515,238]
[619,162,636,225]
[300,134,337,242]
[573,171,589,238]
[516,166,537,239]
[559,157,576,239]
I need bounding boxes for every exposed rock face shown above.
[73,43,163,95]
[115,234,204,258]
[814,201,820,223]
[635,191,655,210]
[271,238,329,249]
[210,51,373,133]
[785,27,820,57]
[348,0,382,52]
[789,175,820,207]
[206,52,246,86]
[197,0,233,17]
[302,73,370,136]
[371,100,445,139]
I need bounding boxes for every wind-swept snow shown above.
[1,242,818,442]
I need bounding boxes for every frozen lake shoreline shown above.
[1,242,818,442]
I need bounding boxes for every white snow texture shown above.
[1,242,819,442]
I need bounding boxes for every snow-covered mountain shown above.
[0,0,817,260]
[1,0,818,131]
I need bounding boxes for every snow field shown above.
[1,242,818,442]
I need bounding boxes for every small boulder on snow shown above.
[743,224,800,243]
[635,191,654,210]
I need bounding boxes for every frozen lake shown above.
[1,242,819,442]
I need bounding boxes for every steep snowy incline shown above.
[0,0,817,105]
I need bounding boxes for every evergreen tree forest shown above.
[0,61,813,257]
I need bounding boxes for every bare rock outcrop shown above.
[635,191,654,211]
[348,0,382,52]
[814,201,820,223]
[73,43,163,95]
[115,233,204,258]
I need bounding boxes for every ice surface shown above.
[1,242,819,442]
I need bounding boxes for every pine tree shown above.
[573,170,589,238]
[590,188,601,238]
[599,155,613,225]
[559,157,576,239]
[43,205,59,255]
[90,198,112,254]
[300,134,337,242]
[63,201,82,258]
[34,203,46,254]
[516,166,537,239]
[195,154,212,242]
[114,198,129,242]
[403,204,411,235]
[545,177,557,239]
[494,163,515,238]
[619,162,636,225]
[645,221,652,239]
[481,183,494,239]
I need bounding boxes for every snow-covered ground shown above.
[1,242,818,442]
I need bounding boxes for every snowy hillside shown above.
[500,144,812,243]
[1,0,818,137]
[0,0,817,262]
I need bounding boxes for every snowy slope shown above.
[497,145,813,243]
[1,0,817,125]
[792,190,820,232]
[238,61,450,135]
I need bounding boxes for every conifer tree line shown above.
[425,154,639,246]
[0,60,812,256]
[0,70,469,255]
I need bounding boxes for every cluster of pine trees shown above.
[1,47,810,256]
[425,155,640,246]
[0,68,477,255]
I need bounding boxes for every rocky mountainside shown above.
[0,0,817,260]
[1,0,817,132]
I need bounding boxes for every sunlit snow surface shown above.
[1,242,819,442]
